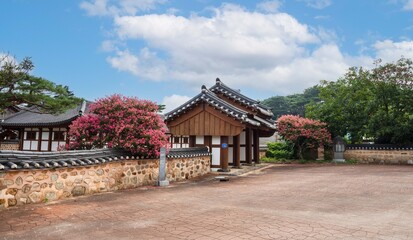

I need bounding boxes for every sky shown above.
[1,0,413,113]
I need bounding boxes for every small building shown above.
[0,101,88,151]
[164,78,276,170]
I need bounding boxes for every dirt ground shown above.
[1,164,413,239]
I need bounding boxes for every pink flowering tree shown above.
[68,94,169,158]
[277,115,332,160]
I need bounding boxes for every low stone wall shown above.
[0,156,210,209]
[344,150,413,164]
[0,142,19,151]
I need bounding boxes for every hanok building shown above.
[0,101,88,151]
[164,78,276,171]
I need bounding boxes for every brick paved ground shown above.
[1,164,413,240]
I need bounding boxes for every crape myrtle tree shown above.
[277,115,332,160]
[68,94,169,158]
[306,57,413,144]
[0,55,81,114]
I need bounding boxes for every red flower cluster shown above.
[68,94,169,158]
[277,115,332,159]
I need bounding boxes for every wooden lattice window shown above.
[53,131,65,141]
[26,131,37,140]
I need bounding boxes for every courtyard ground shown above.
[1,164,412,239]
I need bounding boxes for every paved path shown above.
[1,164,413,239]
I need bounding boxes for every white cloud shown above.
[80,0,166,16]
[298,0,332,9]
[374,40,413,62]
[257,0,283,13]
[0,53,17,67]
[403,0,413,10]
[107,48,167,81]
[161,94,191,113]
[83,3,413,96]
[108,5,351,94]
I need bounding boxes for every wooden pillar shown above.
[37,128,42,151]
[19,128,24,151]
[233,134,241,168]
[220,136,229,171]
[253,129,260,164]
[245,128,252,164]
[189,136,196,147]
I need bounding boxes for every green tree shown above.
[368,58,413,143]
[0,55,81,114]
[261,86,320,119]
[306,67,373,143]
[307,58,413,144]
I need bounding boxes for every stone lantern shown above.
[333,136,346,163]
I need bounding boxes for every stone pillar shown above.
[158,147,169,186]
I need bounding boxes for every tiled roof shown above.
[0,101,89,127]
[167,147,211,158]
[164,83,276,130]
[164,86,261,127]
[0,147,211,171]
[0,148,128,170]
[210,78,274,117]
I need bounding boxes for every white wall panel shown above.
[41,141,48,151]
[31,141,38,150]
[196,136,204,144]
[212,136,220,144]
[240,131,246,144]
[23,141,30,150]
[51,142,59,151]
[41,132,49,140]
[211,147,220,165]
[240,147,246,161]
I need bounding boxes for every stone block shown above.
[51,174,58,182]
[22,184,32,194]
[55,182,64,190]
[15,177,23,186]
[29,192,42,203]
[71,186,86,197]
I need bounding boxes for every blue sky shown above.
[1,0,413,112]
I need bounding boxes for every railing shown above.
[346,144,413,151]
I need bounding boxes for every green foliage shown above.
[0,55,81,114]
[261,86,320,119]
[345,159,358,164]
[260,156,292,164]
[265,142,293,159]
[307,57,413,144]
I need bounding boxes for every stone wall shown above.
[0,142,19,151]
[0,156,210,209]
[344,149,413,164]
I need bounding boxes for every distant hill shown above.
[261,86,320,119]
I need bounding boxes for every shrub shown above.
[265,142,293,159]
